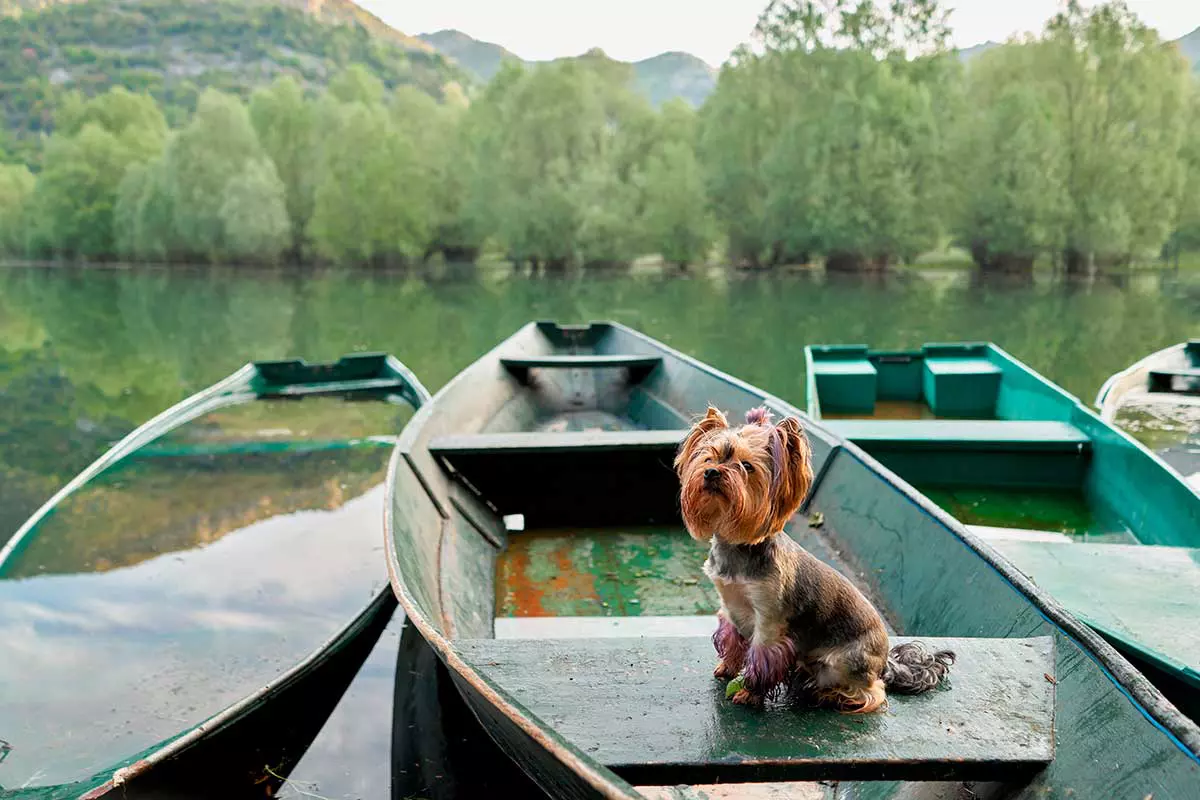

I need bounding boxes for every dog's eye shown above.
[741,461,754,473]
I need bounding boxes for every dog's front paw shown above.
[714,660,738,679]
[730,689,763,707]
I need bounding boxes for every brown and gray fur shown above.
[675,406,954,711]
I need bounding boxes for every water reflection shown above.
[0,400,399,791]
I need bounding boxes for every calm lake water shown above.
[1,262,1198,797]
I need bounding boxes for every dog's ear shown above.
[768,416,814,530]
[674,406,728,476]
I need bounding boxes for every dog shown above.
[675,405,954,711]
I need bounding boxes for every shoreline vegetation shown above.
[0,0,1198,276]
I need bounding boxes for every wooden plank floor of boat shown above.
[459,634,1055,784]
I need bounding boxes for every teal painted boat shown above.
[386,322,1199,800]
[1096,340,1200,488]
[805,342,1200,718]
[0,353,428,799]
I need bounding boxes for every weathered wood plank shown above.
[987,540,1200,688]
[502,355,664,384]
[431,430,686,455]
[458,635,1055,785]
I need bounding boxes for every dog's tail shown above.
[883,641,955,694]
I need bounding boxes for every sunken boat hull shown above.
[386,322,1200,800]
[0,354,428,799]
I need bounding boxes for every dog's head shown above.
[674,406,813,545]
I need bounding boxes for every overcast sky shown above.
[358,0,1198,66]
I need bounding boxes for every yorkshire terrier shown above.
[676,406,954,712]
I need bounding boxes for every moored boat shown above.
[1096,340,1200,488]
[386,322,1200,800]
[0,353,428,799]
[805,342,1200,718]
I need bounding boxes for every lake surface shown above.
[1,262,1198,796]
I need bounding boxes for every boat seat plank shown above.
[429,430,688,527]
[986,540,1200,688]
[502,355,663,384]
[825,420,1090,452]
[430,429,686,456]
[923,358,1002,376]
[459,635,1055,784]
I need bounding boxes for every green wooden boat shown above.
[386,322,1200,800]
[805,342,1200,718]
[0,353,428,799]
[1096,339,1200,488]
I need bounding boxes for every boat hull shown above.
[387,323,1200,799]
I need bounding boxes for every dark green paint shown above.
[387,320,1200,800]
[985,540,1200,689]
[458,635,1055,783]
[806,340,1200,700]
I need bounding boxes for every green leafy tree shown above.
[642,101,712,267]
[249,77,316,257]
[0,164,35,255]
[219,158,291,262]
[1039,1,1190,272]
[951,46,1067,272]
[158,89,287,261]
[24,87,167,259]
[697,52,777,266]
[307,99,433,265]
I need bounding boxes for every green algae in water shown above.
[919,486,1137,543]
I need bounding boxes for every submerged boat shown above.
[0,353,428,799]
[805,342,1200,718]
[1096,340,1200,488]
[386,321,1200,799]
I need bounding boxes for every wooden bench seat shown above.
[825,420,1091,488]
[459,635,1055,784]
[983,539,1200,690]
[430,430,685,456]
[501,355,663,384]
[1149,368,1200,393]
[429,430,688,528]
[825,420,1090,451]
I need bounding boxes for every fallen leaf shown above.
[1044,673,1057,685]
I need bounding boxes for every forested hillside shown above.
[0,0,1196,275]
[0,0,467,164]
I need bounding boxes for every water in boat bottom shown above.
[918,486,1138,542]
[496,526,718,618]
[1112,394,1200,486]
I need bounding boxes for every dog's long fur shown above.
[676,406,954,711]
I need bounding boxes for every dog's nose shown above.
[704,468,720,482]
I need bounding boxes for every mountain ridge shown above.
[417,28,716,107]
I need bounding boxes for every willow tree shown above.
[0,163,34,255]
[643,101,713,268]
[128,90,290,262]
[1039,1,1190,273]
[466,58,652,269]
[951,44,1067,273]
[307,96,434,266]
[26,88,167,259]
[249,77,317,258]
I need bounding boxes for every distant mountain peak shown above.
[418,29,716,107]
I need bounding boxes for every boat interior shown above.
[0,355,419,794]
[806,342,1200,709]
[1149,339,1200,394]
[390,322,1072,791]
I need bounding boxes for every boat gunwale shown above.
[0,352,430,799]
[385,321,1200,800]
[1096,341,1190,419]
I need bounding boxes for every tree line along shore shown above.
[0,0,1196,275]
